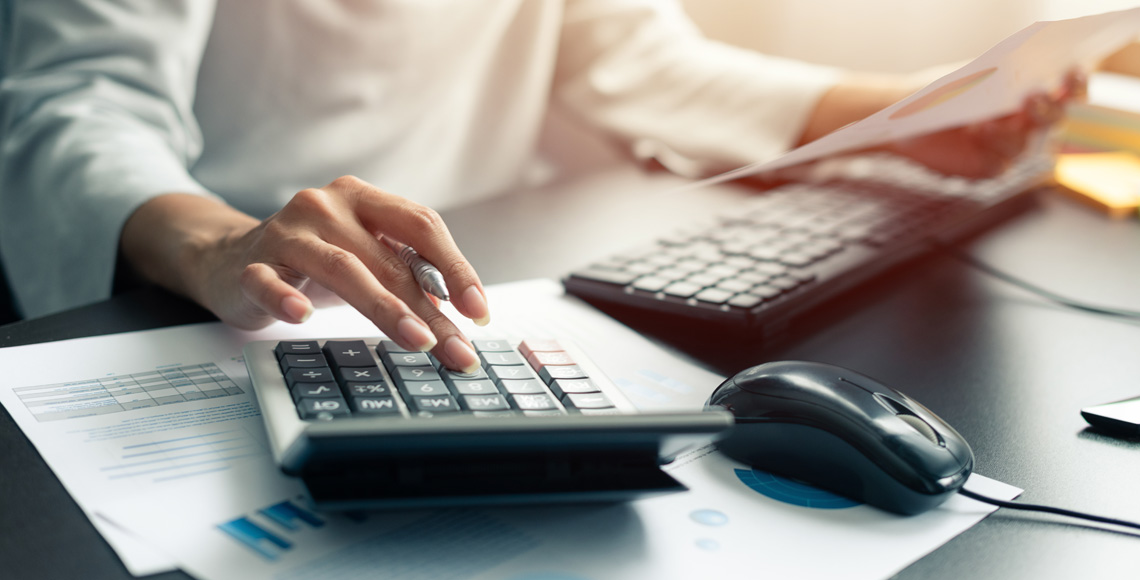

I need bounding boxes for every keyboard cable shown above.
[934,242,1140,320]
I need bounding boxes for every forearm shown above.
[120,194,259,306]
[796,73,918,146]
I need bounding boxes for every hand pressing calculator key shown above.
[244,337,731,510]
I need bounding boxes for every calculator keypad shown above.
[272,338,621,420]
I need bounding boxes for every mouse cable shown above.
[933,243,1140,320]
[959,488,1140,532]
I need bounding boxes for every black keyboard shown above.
[565,157,1052,335]
[245,337,731,509]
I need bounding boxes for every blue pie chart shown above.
[734,468,860,509]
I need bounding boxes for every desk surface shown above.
[3,167,1140,579]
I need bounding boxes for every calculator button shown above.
[563,392,614,410]
[472,410,518,418]
[352,397,401,415]
[376,340,412,355]
[393,366,442,382]
[580,408,623,416]
[290,383,340,400]
[500,379,545,394]
[472,339,512,352]
[322,340,373,368]
[297,398,350,419]
[478,351,525,366]
[525,351,574,370]
[344,382,396,397]
[279,353,329,372]
[518,340,562,359]
[338,366,384,383]
[410,395,460,413]
[462,394,511,412]
[286,367,334,385]
[440,367,489,384]
[512,393,558,411]
[401,381,450,397]
[548,379,600,397]
[488,365,536,382]
[539,365,588,383]
[275,341,320,360]
[382,352,432,368]
[523,410,567,417]
[452,380,499,395]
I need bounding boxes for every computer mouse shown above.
[706,360,974,515]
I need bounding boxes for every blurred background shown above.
[681,0,1140,73]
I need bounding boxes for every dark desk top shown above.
[3,167,1139,579]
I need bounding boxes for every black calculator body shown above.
[243,337,732,510]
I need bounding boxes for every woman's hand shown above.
[883,71,1086,178]
[121,176,489,373]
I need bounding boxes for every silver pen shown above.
[383,238,450,301]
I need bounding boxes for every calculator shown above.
[243,337,732,509]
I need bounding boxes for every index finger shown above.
[345,182,490,326]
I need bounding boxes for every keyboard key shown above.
[715,279,754,294]
[662,281,702,298]
[401,380,450,397]
[539,365,588,383]
[410,395,460,413]
[275,341,320,359]
[322,340,373,368]
[297,398,350,419]
[452,379,500,395]
[631,276,671,292]
[479,351,525,366]
[563,392,614,410]
[345,382,396,397]
[462,394,511,412]
[488,365,536,382]
[339,366,385,383]
[694,288,734,305]
[500,379,546,394]
[768,277,800,291]
[750,285,782,299]
[286,367,334,385]
[727,294,763,309]
[290,383,340,400]
[512,394,558,411]
[549,379,599,397]
[684,273,723,287]
[353,397,401,415]
[569,267,639,286]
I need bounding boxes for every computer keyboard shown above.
[244,336,731,509]
[564,155,1053,336]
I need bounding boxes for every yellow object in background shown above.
[1054,152,1140,218]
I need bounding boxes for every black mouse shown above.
[706,360,974,515]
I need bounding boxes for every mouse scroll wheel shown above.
[897,414,939,445]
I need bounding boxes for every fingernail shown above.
[397,316,437,351]
[462,285,490,326]
[444,336,481,374]
[281,295,313,323]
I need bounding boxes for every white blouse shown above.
[0,0,839,318]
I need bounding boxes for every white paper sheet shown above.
[685,7,1140,192]
[98,438,1019,580]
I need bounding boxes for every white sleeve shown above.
[0,0,218,318]
[555,0,842,177]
